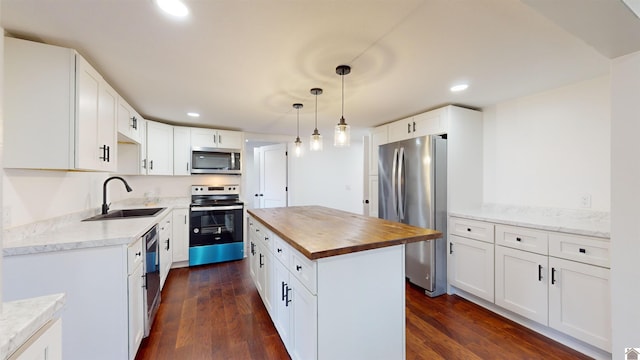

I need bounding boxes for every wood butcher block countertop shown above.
[248,206,442,260]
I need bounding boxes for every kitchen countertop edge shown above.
[249,206,442,260]
[0,293,66,360]
[449,207,610,239]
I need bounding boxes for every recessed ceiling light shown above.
[156,0,189,17]
[187,112,200,117]
[450,84,469,92]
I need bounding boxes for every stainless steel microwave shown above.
[191,147,241,175]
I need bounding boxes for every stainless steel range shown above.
[189,185,244,266]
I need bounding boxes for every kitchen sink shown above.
[82,207,166,221]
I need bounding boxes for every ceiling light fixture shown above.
[334,65,351,147]
[293,103,303,157]
[156,0,189,17]
[310,88,323,152]
[450,83,469,92]
[187,112,200,117]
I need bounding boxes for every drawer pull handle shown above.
[516,237,522,242]
[296,265,302,271]
[449,242,453,254]
[579,248,586,254]
[265,236,269,241]
[277,248,282,253]
[538,264,543,281]
[551,267,556,285]
[259,253,264,268]
[135,251,141,257]
[466,228,471,232]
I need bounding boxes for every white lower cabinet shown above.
[171,208,189,265]
[495,245,548,325]
[289,275,318,360]
[448,234,495,302]
[8,318,62,360]
[448,216,611,355]
[127,237,145,360]
[256,241,273,314]
[159,214,173,289]
[548,257,611,351]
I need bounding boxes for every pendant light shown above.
[334,65,351,147]
[309,88,323,151]
[293,103,303,157]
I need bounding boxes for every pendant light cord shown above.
[314,93,318,129]
[297,108,300,137]
[341,73,345,118]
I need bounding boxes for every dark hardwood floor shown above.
[136,259,591,360]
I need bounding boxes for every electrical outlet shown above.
[579,194,592,208]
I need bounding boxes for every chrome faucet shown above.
[102,176,133,214]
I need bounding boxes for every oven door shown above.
[189,205,244,265]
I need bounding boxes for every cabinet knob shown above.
[277,248,282,253]
[296,265,302,271]
[579,248,586,254]
[516,237,522,242]
[466,228,471,232]
[135,251,141,257]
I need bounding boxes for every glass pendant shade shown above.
[310,87,323,152]
[310,131,323,151]
[334,65,351,147]
[292,103,303,157]
[294,136,303,157]
[334,117,350,147]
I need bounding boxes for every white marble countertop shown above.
[449,204,610,238]
[3,197,190,256]
[0,293,66,360]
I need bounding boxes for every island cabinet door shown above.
[289,275,318,360]
[272,258,291,349]
[256,242,274,315]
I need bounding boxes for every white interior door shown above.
[257,143,288,208]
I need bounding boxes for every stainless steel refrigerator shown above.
[379,135,447,297]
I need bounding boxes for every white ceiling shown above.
[2,0,639,140]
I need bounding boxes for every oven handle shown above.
[191,205,244,211]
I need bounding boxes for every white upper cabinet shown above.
[5,37,118,171]
[191,127,243,149]
[146,120,174,175]
[387,116,414,143]
[387,108,448,144]
[173,127,191,175]
[117,96,144,144]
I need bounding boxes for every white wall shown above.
[610,51,640,359]
[288,139,364,214]
[2,170,236,228]
[1,16,5,306]
[483,76,611,211]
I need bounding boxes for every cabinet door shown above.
[495,246,548,325]
[146,121,174,175]
[369,126,388,176]
[257,243,273,315]
[127,263,144,360]
[368,176,379,218]
[190,128,217,148]
[171,209,189,263]
[216,129,243,149]
[173,127,191,175]
[158,216,173,288]
[75,54,101,170]
[413,109,446,137]
[272,258,291,349]
[387,117,413,143]
[97,81,118,172]
[448,234,495,302]
[117,97,142,144]
[549,257,611,351]
[290,275,318,360]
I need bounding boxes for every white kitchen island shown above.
[247,206,442,360]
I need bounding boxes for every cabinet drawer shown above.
[272,235,290,266]
[449,217,494,243]
[495,225,548,255]
[252,222,273,252]
[128,237,143,274]
[290,250,317,295]
[549,233,610,268]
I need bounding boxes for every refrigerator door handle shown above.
[398,147,405,221]
[391,148,399,219]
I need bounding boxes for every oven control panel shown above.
[191,185,239,195]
